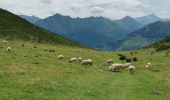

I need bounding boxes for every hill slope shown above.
[0,38,169,99]
[150,36,170,51]
[0,8,82,47]
[116,21,170,51]
[35,14,142,49]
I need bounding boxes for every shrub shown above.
[21,44,24,47]
[130,52,134,55]
[119,54,127,60]
[49,50,55,52]
[126,58,132,62]
[133,57,138,62]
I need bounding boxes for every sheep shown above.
[81,59,93,66]
[123,63,132,69]
[106,59,114,64]
[128,65,135,74]
[57,55,64,60]
[145,63,152,68]
[7,47,11,53]
[108,63,124,72]
[78,57,83,63]
[68,58,77,63]
[2,40,8,44]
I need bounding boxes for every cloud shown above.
[91,7,104,16]
[41,0,52,4]
[0,0,169,19]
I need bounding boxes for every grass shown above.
[0,38,169,100]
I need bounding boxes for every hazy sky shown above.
[0,0,169,19]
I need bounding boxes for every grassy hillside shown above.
[0,8,82,47]
[150,36,170,51]
[0,38,169,100]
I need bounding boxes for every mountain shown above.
[116,21,170,51]
[162,18,170,22]
[0,8,82,47]
[135,14,161,26]
[20,15,41,23]
[35,14,142,49]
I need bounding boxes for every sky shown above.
[0,0,170,19]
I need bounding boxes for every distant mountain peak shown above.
[145,14,160,19]
[135,14,161,26]
[121,16,135,21]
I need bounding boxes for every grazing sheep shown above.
[81,59,93,65]
[68,58,77,63]
[123,63,132,68]
[128,65,135,74]
[145,63,152,68]
[7,47,11,52]
[57,55,64,60]
[78,57,83,63]
[108,63,124,72]
[106,59,114,64]
[3,40,8,44]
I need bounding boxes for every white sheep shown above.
[106,59,114,64]
[7,47,11,52]
[78,57,83,63]
[108,63,124,72]
[128,65,135,74]
[68,58,77,63]
[57,55,64,60]
[145,63,152,68]
[81,59,93,65]
[123,63,132,69]
[3,40,8,44]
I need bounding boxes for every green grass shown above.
[0,38,169,100]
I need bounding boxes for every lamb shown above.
[78,57,83,63]
[57,55,64,60]
[68,58,77,63]
[81,59,93,65]
[108,63,124,72]
[7,47,11,53]
[106,59,114,64]
[123,63,132,68]
[128,65,135,74]
[145,63,152,68]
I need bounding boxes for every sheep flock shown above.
[2,40,154,75]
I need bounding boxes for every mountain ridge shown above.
[135,14,161,26]
[20,15,41,23]
[116,21,170,51]
[0,8,83,47]
[35,13,142,49]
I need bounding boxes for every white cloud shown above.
[0,0,169,19]
[91,7,104,16]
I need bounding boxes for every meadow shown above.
[0,38,169,100]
